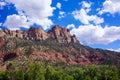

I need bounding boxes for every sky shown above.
[0,0,120,52]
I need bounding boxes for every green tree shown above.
[64,75,73,80]
[0,70,8,80]
[45,66,55,80]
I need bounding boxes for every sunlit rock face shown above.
[28,27,48,41]
[0,25,78,43]
[48,25,78,43]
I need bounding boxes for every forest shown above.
[0,61,120,80]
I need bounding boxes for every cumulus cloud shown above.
[34,18,53,30]
[3,14,32,30]
[56,2,61,9]
[58,11,66,19]
[4,0,55,30]
[72,9,104,25]
[82,1,91,9]
[66,24,75,29]
[72,1,104,25]
[0,1,6,9]
[70,24,120,44]
[70,1,120,45]
[99,0,120,15]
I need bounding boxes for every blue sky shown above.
[0,0,120,52]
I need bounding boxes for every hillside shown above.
[0,25,120,69]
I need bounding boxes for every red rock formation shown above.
[88,54,105,64]
[0,25,79,43]
[0,25,119,67]
[29,51,95,65]
[0,38,5,48]
[0,29,5,37]
[48,25,78,43]
[28,27,48,40]
[16,30,24,38]
[0,53,4,61]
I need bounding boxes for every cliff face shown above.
[0,25,78,43]
[48,25,79,43]
[0,30,5,37]
[28,27,48,40]
[3,29,26,39]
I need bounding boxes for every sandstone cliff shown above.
[28,27,48,40]
[48,25,79,43]
[0,25,78,43]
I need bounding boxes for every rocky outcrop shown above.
[88,54,105,64]
[48,25,78,43]
[71,34,78,43]
[28,27,48,40]
[29,51,106,65]
[0,29,5,37]
[29,51,92,65]
[16,30,25,38]
[0,25,79,43]
[0,38,5,48]
[3,29,27,39]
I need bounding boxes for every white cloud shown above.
[70,24,120,44]
[92,15,104,24]
[99,0,120,15]
[108,48,120,52]
[82,1,91,9]
[78,1,91,13]
[3,14,32,30]
[58,11,66,19]
[71,1,120,45]
[72,9,89,24]
[72,1,104,25]
[5,0,55,30]
[34,18,53,30]
[72,8,104,25]
[0,1,6,9]
[66,24,75,29]
[56,2,61,9]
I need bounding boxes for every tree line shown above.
[0,61,120,80]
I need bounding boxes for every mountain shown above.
[0,25,78,43]
[0,25,120,69]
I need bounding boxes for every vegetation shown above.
[0,61,120,80]
[1,37,120,66]
[0,37,82,54]
[0,38,120,80]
